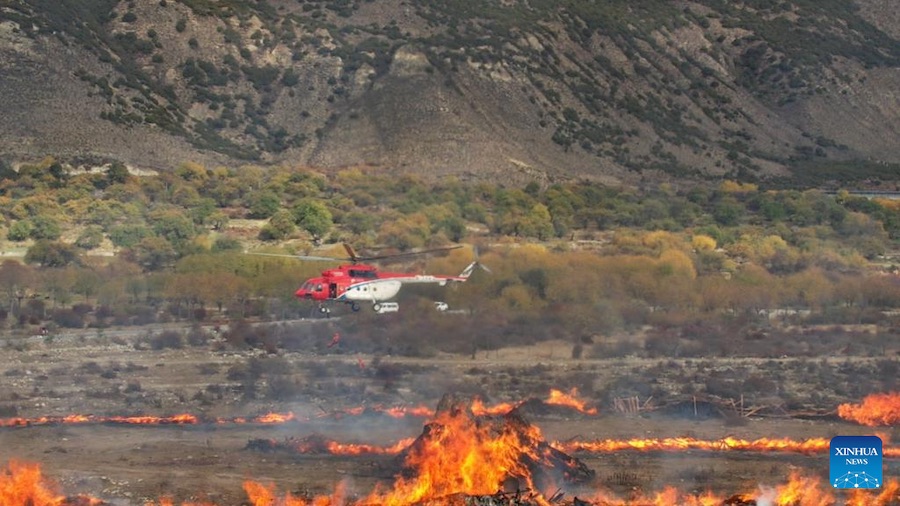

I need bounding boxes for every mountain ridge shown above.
[1,0,898,186]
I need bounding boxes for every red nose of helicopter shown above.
[295,279,322,299]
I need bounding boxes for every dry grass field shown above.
[0,322,898,504]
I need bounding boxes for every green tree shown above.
[260,209,296,241]
[292,199,332,242]
[25,240,79,267]
[75,226,104,250]
[212,236,242,252]
[7,220,32,241]
[29,215,61,240]
[343,211,376,235]
[109,224,152,248]
[150,210,196,247]
[129,237,177,271]
[106,162,131,186]
[248,190,281,219]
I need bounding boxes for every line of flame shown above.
[5,460,898,506]
[0,389,599,429]
[263,435,900,458]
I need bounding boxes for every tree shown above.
[212,236,242,252]
[129,237,177,271]
[7,220,31,241]
[150,210,196,247]
[247,190,281,219]
[24,240,79,267]
[29,215,61,240]
[106,162,131,186]
[343,211,375,235]
[109,224,152,248]
[292,199,332,242]
[75,226,104,250]
[259,210,296,241]
[0,260,33,316]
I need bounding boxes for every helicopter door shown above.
[329,283,337,298]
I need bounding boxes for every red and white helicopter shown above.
[259,244,480,314]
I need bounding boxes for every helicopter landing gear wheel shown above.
[350,302,360,312]
[372,303,381,312]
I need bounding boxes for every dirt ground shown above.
[0,324,897,504]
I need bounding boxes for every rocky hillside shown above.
[0,0,898,185]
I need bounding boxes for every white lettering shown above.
[835,448,878,456]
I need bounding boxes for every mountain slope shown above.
[0,0,898,184]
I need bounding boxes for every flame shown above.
[0,461,103,506]
[558,436,836,455]
[358,407,555,506]
[243,480,346,506]
[263,434,900,459]
[545,388,599,415]
[838,392,900,426]
[0,461,65,506]
[0,389,598,430]
[0,412,301,428]
[4,459,900,505]
[255,412,296,424]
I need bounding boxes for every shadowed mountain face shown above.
[0,0,898,184]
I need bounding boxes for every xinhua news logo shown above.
[830,435,882,489]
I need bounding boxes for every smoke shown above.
[753,485,778,506]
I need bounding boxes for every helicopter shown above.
[256,244,481,314]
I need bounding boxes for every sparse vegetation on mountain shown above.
[0,0,898,181]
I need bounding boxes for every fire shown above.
[358,406,557,506]
[4,459,900,505]
[469,397,517,416]
[259,434,900,459]
[838,392,900,426]
[545,388,599,415]
[558,436,836,455]
[0,388,599,430]
[0,461,103,506]
[0,412,301,428]
[243,480,347,506]
[255,412,297,424]
[0,461,64,506]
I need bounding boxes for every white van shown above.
[374,302,399,314]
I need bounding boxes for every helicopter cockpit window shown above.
[350,269,377,279]
[315,283,324,292]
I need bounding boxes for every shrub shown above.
[52,308,84,329]
[75,226,104,249]
[149,330,184,350]
[7,220,31,241]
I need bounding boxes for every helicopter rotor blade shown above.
[354,245,463,262]
[343,243,360,263]
[247,244,463,263]
[247,252,351,262]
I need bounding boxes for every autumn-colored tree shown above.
[691,234,717,252]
